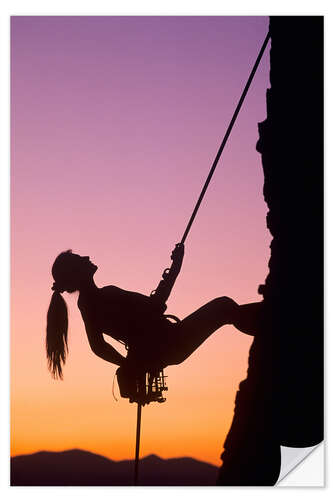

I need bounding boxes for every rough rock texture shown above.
[217,16,323,486]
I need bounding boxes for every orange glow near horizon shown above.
[11,302,253,465]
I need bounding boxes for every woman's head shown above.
[46,250,97,379]
[51,250,98,293]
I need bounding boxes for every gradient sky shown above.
[11,16,271,466]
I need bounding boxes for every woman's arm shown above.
[85,323,126,366]
[151,243,184,305]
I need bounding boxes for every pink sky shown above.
[11,16,270,465]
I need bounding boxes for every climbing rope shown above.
[181,30,271,244]
[132,30,271,486]
[134,403,142,486]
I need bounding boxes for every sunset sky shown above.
[11,16,271,466]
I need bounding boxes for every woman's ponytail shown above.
[46,291,68,379]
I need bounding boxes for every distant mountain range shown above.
[11,449,219,486]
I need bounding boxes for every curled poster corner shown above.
[277,442,324,486]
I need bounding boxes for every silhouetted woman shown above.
[46,244,262,381]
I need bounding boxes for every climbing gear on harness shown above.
[117,367,168,405]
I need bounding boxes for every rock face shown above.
[217,16,323,486]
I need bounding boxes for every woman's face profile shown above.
[70,254,98,275]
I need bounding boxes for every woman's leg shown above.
[165,298,263,366]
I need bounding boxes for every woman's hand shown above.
[171,243,184,264]
[151,243,185,304]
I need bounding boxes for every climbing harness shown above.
[122,30,271,485]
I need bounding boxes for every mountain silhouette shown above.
[11,449,219,486]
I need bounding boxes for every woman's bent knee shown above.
[212,296,237,306]
[211,296,238,313]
